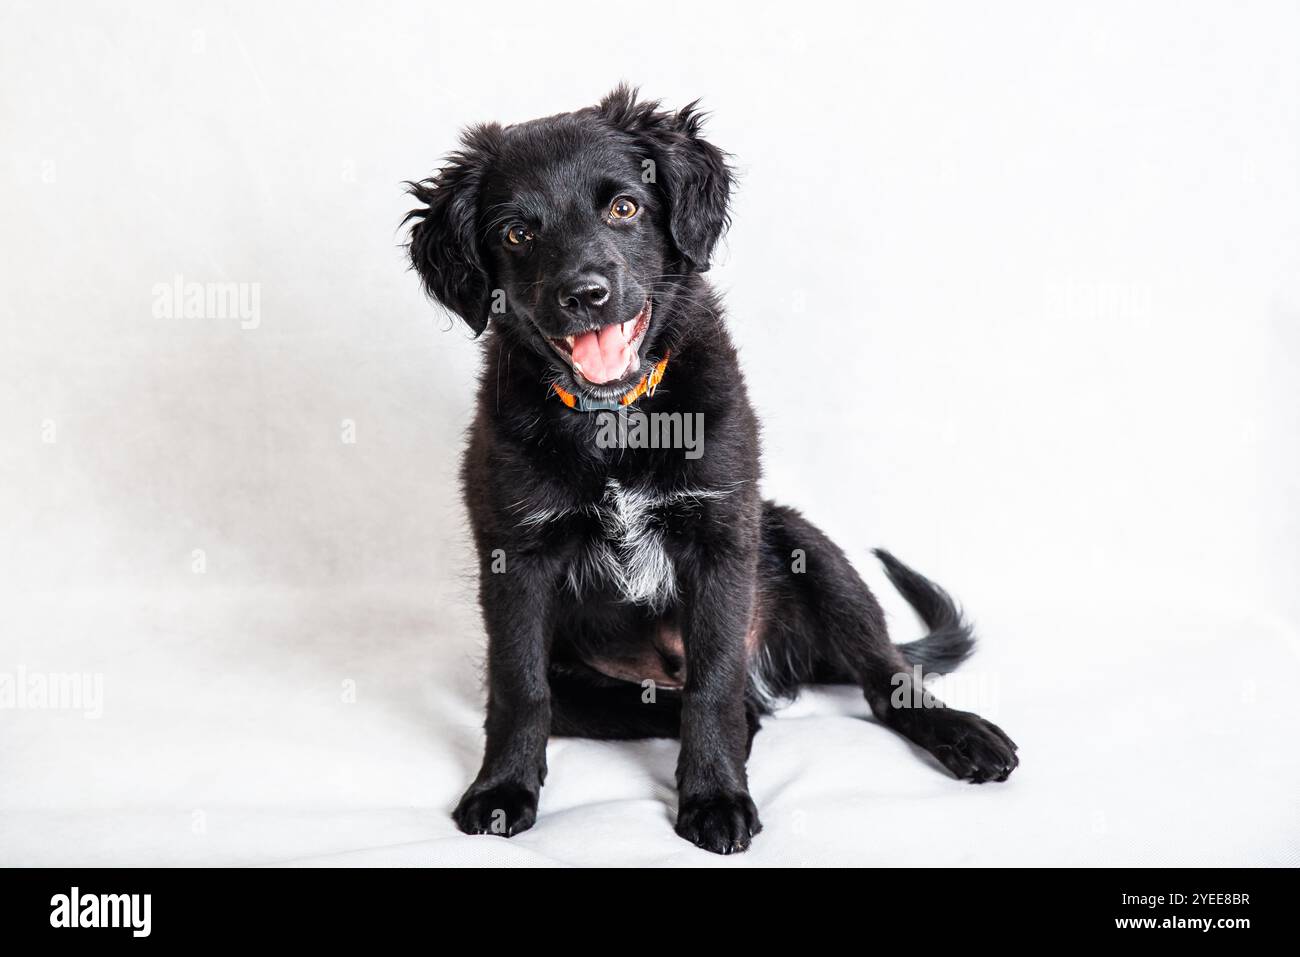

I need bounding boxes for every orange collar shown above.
[552,353,670,412]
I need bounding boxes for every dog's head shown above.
[405,86,731,399]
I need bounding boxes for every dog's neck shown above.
[550,354,671,412]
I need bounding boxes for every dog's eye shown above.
[609,197,638,220]
[505,224,533,246]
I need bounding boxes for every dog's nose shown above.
[557,275,611,311]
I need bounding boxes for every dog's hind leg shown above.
[756,502,1019,782]
[548,660,765,753]
[548,660,682,739]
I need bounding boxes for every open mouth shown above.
[545,299,652,387]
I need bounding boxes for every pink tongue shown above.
[571,322,632,384]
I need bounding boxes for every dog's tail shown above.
[873,548,975,675]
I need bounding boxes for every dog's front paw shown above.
[675,792,762,855]
[452,782,538,837]
[919,709,1019,783]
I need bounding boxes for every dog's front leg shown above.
[452,556,555,838]
[674,552,762,854]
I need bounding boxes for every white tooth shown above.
[622,319,635,338]
[572,360,584,375]
[564,335,575,349]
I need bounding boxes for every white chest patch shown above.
[519,480,734,611]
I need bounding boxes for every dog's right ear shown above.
[403,124,501,336]
[598,85,733,274]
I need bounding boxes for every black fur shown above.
[405,86,1018,855]
[876,548,977,674]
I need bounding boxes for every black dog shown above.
[405,87,1017,854]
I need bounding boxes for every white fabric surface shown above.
[3,579,1296,867]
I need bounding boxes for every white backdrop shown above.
[1,0,1297,866]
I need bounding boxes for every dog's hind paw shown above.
[675,792,762,855]
[919,709,1019,783]
[452,782,539,837]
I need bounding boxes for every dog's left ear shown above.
[600,87,733,272]
[403,124,502,335]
